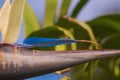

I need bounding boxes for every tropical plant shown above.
[23,0,120,80]
[0,0,120,80]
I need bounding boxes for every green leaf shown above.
[60,76,71,80]
[44,0,57,27]
[55,26,77,51]
[0,0,25,43]
[56,17,88,40]
[26,26,64,50]
[59,0,71,17]
[93,66,117,80]
[87,15,120,32]
[96,58,120,80]
[87,14,120,80]
[24,2,40,38]
[87,15,120,41]
[56,16,97,49]
[71,61,99,80]
[71,63,90,80]
[27,26,77,50]
[101,33,120,49]
[71,0,89,17]
[27,26,63,38]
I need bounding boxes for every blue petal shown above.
[23,37,78,48]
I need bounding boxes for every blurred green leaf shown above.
[1,0,25,43]
[59,0,71,17]
[114,58,120,77]
[57,17,88,39]
[87,15,120,33]
[71,61,99,80]
[55,44,67,51]
[60,76,71,80]
[95,57,120,80]
[24,2,40,38]
[55,26,77,51]
[87,14,120,80]
[71,0,89,17]
[27,26,63,38]
[87,15,120,44]
[44,0,57,27]
[71,63,89,80]
[56,16,97,49]
[27,26,77,51]
[22,1,120,80]
[101,33,120,49]
[93,66,117,80]
[27,26,64,50]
